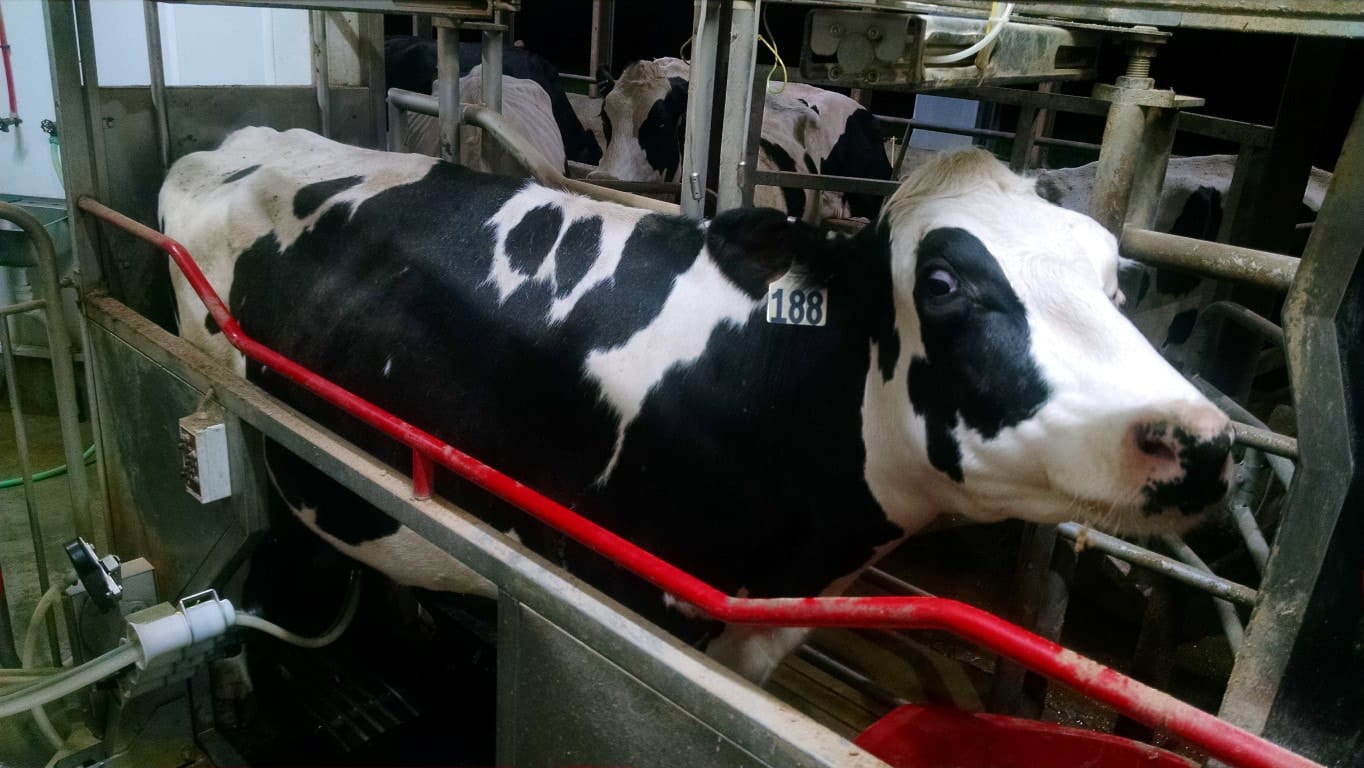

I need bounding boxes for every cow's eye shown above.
[923,267,958,297]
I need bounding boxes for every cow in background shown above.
[592,57,893,223]
[385,36,602,166]
[396,65,567,173]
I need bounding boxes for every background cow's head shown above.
[865,149,1234,535]
[592,58,690,183]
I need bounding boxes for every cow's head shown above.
[862,149,1233,534]
[592,58,690,183]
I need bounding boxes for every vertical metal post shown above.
[1089,98,1147,234]
[0,318,62,668]
[1124,106,1179,230]
[43,0,107,287]
[1219,93,1364,765]
[716,1,759,213]
[387,98,406,152]
[142,1,170,169]
[311,10,331,138]
[588,0,615,98]
[0,560,20,666]
[986,523,1072,717]
[740,68,766,208]
[680,1,719,219]
[436,20,462,164]
[360,12,388,150]
[481,24,505,171]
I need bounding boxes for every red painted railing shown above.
[79,196,1320,768]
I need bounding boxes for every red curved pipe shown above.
[77,196,1320,768]
[0,6,16,117]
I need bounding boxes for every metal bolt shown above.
[864,69,880,84]
[1127,55,1152,79]
[829,24,843,37]
[828,65,843,79]
[866,26,881,41]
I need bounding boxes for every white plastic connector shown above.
[125,590,235,667]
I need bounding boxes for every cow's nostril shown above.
[1137,433,1177,463]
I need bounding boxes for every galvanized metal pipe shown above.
[310,10,331,138]
[1126,105,1179,230]
[1191,375,1296,486]
[1231,449,1272,576]
[436,23,461,164]
[1056,522,1257,606]
[715,0,759,212]
[1159,535,1245,653]
[680,1,719,219]
[0,202,94,553]
[0,313,62,669]
[1121,227,1299,291]
[1090,101,1148,234]
[142,1,170,168]
[480,28,504,171]
[794,644,909,709]
[1195,301,1286,350]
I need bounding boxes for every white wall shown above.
[0,0,63,198]
[0,0,311,198]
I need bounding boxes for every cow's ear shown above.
[706,207,830,297]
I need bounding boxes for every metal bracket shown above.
[1092,82,1206,109]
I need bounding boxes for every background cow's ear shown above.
[706,207,830,297]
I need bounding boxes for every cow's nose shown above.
[1131,404,1234,514]
[587,169,618,181]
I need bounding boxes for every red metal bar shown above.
[0,5,17,117]
[411,449,433,500]
[78,197,1321,768]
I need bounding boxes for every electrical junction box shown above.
[178,409,231,503]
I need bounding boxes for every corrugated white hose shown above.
[20,582,67,749]
[923,3,1015,65]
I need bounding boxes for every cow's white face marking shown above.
[864,150,1232,536]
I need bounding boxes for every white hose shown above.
[0,644,140,719]
[20,582,66,750]
[924,3,1015,65]
[233,574,361,649]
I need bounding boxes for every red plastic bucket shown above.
[855,704,1197,768]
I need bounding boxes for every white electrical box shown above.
[178,410,232,503]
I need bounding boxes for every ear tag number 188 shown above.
[767,271,828,327]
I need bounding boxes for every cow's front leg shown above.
[704,624,813,684]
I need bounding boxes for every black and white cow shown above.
[161,128,1233,682]
[592,58,893,222]
[398,65,567,173]
[385,36,603,166]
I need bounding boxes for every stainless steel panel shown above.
[87,318,269,599]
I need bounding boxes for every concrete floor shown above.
[0,395,98,767]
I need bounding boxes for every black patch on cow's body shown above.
[601,110,613,143]
[293,176,364,219]
[759,138,806,219]
[1140,424,1231,515]
[796,98,820,115]
[222,159,903,651]
[223,165,261,184]
[821,109,893,220]
[906,227,1050,482]
[506,204,564,275]
[803,154,819,175]
[204,313,221,335]
[1163,308,1198,347]
[638,77,689,180]
[555,216,603,297]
